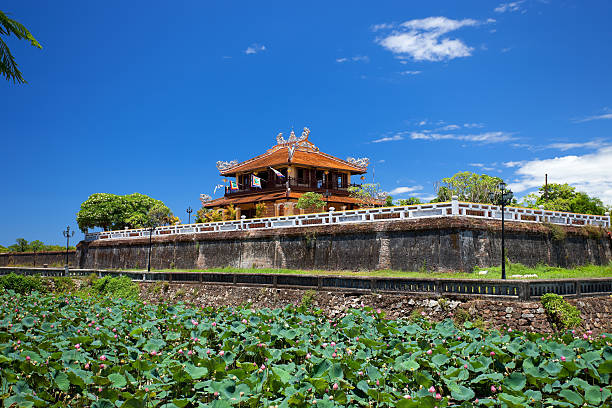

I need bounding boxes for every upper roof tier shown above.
[215,128,369,176]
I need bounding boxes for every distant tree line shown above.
[0,238,75,253]
[384,171,610,216]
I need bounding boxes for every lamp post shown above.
[186,206,193,224]
[62,226,75,274]
[489,182,514,280]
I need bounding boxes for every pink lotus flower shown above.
[219,350,225,356]
[490,351,495,356]
[475,398,479,403]
[100,355,107,361]
[376,379,380,386]
[490,385,497,393]
[358,371,363,376]
[25,356,30,361]
[75,344,81,349]
[331,342,336,347]
[427,349,432,355]
[464,364,468,369]
[188,350,193,356]
[112,328,116,332]
[145,387,149,392]
[260,364,266,370]
[428,386,436,393]
[212,322,216,326]
[242,319,248,324]
[404,395,411,399]
[333,383,338,390]
[332,352,337,358]
[306,353,311,359]
[84,363,90,369]
[191,319,198,326]
[178,349,183,354]
[435,393,442,400]
[560,356,566,361]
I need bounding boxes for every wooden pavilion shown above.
[202,128,371,219]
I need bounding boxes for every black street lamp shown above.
[62,226,75,271]
[186,206,193,224]
[489,182,514,279]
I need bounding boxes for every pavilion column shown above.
[274,203,281,217]
[235,207,241,220]
[285,202,295,216]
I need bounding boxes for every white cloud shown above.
[547,141,604,151]
[469,163,485,167]
[399,70,422,75]
[410,131,513,143]
[463,123,484,128]
[390,185,423,195]
[245,44,266,55]
[437,124,461,131]
[372,134,404,143]
[494,1,525,13]
[336,55,369,63]
[573,113,612,123]
[507,146,612,205]
[376,17,482,62]
[418,120,427,126]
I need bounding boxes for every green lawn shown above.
[141,262,612,280]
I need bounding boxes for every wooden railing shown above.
[2,267,611,300]
[83,197,610,242]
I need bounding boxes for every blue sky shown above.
[1,0,611,246]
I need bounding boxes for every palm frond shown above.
[0,37,26,83]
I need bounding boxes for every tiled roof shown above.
[219,138,367,175]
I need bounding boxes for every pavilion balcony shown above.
[224,176,361,197]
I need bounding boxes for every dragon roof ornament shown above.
[345,157,370,168]
[216,160,238,171]
[199,194,212,205]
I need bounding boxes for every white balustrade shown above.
[83,198,611,242]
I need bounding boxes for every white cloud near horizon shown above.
[376,17,483,62]
[507,146,612,205]
[389,185,424,195]
[400,70,422,75]
[245,44,266,55]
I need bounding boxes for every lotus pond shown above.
[1,291,611,408]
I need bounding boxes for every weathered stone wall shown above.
[0,251,77,267]
[78,217,612,272]
[139,282,612,335]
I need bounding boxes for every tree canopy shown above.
[296,192,326,212]
[1,10,42,84]
[76,193,176,232]
[348,183,388,208]
[521,183,609,215]
[434,171,504,203]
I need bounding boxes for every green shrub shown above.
[541,293,582,330]
[299,289,317,310]
[0,273,45,294]
[90,276,140,300]
[544,222,567,241]
[52,276,74,293]
[453,308,471,325]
